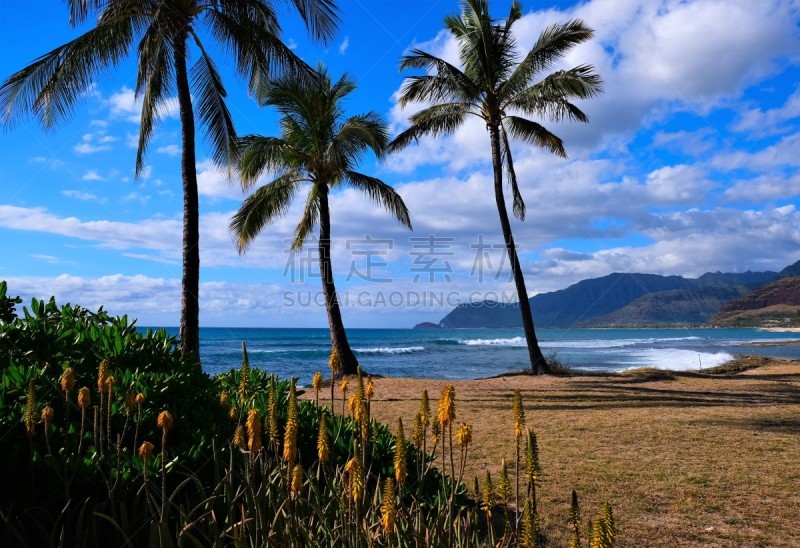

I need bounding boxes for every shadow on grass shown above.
[699,416,800,435]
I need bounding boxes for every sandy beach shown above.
[320,359,800,546]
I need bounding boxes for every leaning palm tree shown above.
[389,0,602,374]
[230,67,412,376]
[0,0,338,358]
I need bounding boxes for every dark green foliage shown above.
[0,281,21,324]
[0,287,461,546]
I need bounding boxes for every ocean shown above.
[152,327,800,385]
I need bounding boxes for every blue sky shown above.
[1,0,799,328]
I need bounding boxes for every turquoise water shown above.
[152,327,800,384]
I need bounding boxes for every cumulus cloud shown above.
[339,36,349,55]
[108,86,180,123]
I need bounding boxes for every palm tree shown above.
[230,67,412,375]
[0,0,338,358]
[389,0,602,374]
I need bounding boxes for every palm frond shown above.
[499,125,525,220]
[344,171,412,230]
[287,0,340,44]
[504,115,566,158]
[229,171,304,253]
[0,15,135,128]
[327,112,389,169]
[204,6,307,92]
[505,64,602,120]
[190,37,239,172]
[134,12,174,179]
[398,50,479,105]
[292,184,320,250]
[500,20,596,99]
[387,102,471,152]
[238,135,305,189]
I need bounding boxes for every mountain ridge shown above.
[428,260,800,328]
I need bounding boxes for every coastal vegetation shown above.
[0,283,615,546]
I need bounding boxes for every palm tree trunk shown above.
[489,124,548,374]
[317,183,359,375]
[174,34,201,359]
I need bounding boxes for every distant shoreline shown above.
[758,326,800,332]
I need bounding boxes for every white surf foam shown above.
[622,348,733,372]
[354,346,425,355]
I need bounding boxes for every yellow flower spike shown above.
[312,371,323,391]
[157,410,174,432]
[420,389,430,428]
[394,418,407,486]
[61,367,75,393]
[455,422,472,448]
[246,409,262,454]
[78,387,91,410]
[290,464,303,497]
[347,393,357,415]
[437,384,455,427]
[267,375,278,443]
[233,425,246,450]
[317,413,331,463]
[412,413,423,448]
[229,406,239,421]
[124,390,136,414]
[522,498,539,548]
[481,470,494,518]
[41,405,55,424]
[138,441,154,461]
[219,390,231,410]
[344,454,364,503]
[328,348,339,373]
[365,376,375,401]
[104,375,116,393]
[431,416,441,447]
[512,389,525,441]
[138,441,154,475]
[497,459,512,503]
[525,429,541,482]
[381,477,397,536]
[97,360,110,392]
[339,378,348,396]
[135,392,145,407]
[283,380,298,463]
[23,380,36,438]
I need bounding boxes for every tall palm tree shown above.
[0,0,338,359]
[230,67,412,375]
[389,0,602,374]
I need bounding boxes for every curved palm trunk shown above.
[489,124,548,374]
[175,35,201,359]
[317,183,359,375]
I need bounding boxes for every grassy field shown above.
[333,359,800,547]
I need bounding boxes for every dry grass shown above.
[340,359,800,547]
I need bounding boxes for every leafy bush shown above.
[0,284,615,546]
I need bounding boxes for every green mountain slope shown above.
[435,260,799,328]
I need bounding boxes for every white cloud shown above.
[74,132,111,154]
[711,132,800,171]
[730,86,800,138]
[339,36,349,55]
[724,173,800,202]
[157,144,181,156]
[286,38,298,50]
[82,170,104,181]
[61,190,100,201]
[108,86,180,123]
[196,159,245,200]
